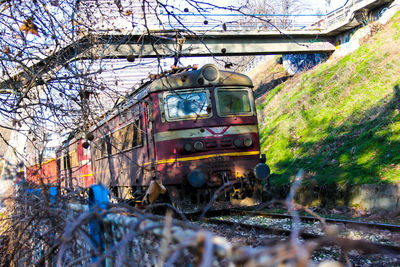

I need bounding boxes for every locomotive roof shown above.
[114,64,253,117]
[105,64,253,128]
[145,64,253,93]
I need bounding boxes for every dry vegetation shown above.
[0,176,399,266]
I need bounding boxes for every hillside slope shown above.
[257,12,400,186]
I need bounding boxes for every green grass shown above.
[258,12,400,187]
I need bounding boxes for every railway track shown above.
[229,209,400,232]
[185,207,400,232]
[202,216,400,255]
[181,207,400,257]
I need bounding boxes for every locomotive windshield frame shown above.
[215,87,255,117]
[161,88,213,122]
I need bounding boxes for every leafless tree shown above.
[0,0,243,166]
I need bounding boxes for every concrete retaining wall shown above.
[268,183,400,211]
[351,184,400,211]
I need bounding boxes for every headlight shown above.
[194,141,204,151]
[244,137,253,147]
[82,141,90,149]
[184,143,192,152]
[234,138,243,148]
[86,132,94,141]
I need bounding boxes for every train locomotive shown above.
[24,64,270,211]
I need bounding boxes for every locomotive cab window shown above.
[215,88,255,117]
[163,89,212,121]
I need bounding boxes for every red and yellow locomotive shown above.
[24,64,270,210]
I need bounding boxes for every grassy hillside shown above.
[257,12,400,186]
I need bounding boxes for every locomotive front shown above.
[149,64,270,210]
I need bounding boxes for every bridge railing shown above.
[58,184,238,266]
[75,0,382,35]
[157,0,388,34]
[159,13,327,32]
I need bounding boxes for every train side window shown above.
[110,118,142,154]
[93,118,143,158]
[66,154,71,170]
[69,150,79,168]
[133,118,142,147]
[92,135,113,159]
[59,156,65,170]
[100,138,106,157]
[93,140,98,160]
[64,156,67,170]
[126,109,133,120]
[59,156,62,170]
[60,155,68,170]
[105,135,112,156]
[111,125,127,154]
[93,139,102,160]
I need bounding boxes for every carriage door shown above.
[144,101,156,163]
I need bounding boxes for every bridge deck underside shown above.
[84,34,336,58]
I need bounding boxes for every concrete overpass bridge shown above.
[0,0,395,90]
[76,0,394,58]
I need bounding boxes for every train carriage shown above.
[25,158,58,185]
[88,64,270,209]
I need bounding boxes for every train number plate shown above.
[209,156,229,162]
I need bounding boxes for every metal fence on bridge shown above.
[155,0,372,33]
[159,13,326,32]
[87,0,378,34]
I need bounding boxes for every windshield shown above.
[165,90,210,120]
[216,88,252,116]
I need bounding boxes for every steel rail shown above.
[229,209,400,232]
[203,217,317,239]
[72,200,400,234]
[203,217,400,255]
